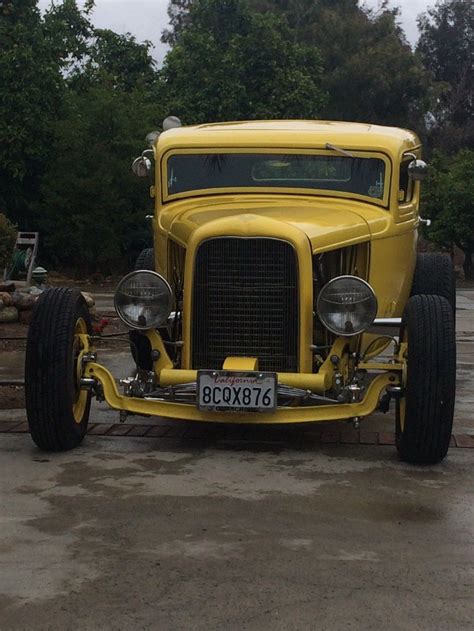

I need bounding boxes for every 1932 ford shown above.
[25,120,456,463]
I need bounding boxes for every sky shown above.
[38,0,434,64]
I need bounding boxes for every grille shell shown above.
[191,238,299,372]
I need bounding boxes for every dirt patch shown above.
[0,385,25,409]
[47,272,119,293]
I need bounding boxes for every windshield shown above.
[166,153,386,201]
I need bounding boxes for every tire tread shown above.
[134,248,154,271]
[411,252,456,314]
[25,288,91,451]
[397,294,455,464]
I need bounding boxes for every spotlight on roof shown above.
[145,131,161,147]
[162,116,182,131]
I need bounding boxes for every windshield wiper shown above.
[325,143,354,158]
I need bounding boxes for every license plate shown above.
[197,370,277,412]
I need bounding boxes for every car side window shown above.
[399,160,414,203]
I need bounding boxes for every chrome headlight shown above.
[114,271,173,330]
[317,275,377,336]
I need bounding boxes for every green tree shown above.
[36,26,164,274]
[0,1,162,272]
[162,0,194,45]
[422,149,474,278]
[417,0,473,152]
[73,29,157,92]
[258,0,428,127]
[160,0,326,122]
[0,0,63,227]
[0,0,96,229]
[42,0,95,71]
[163,0,427,128]
[36,85,161,274]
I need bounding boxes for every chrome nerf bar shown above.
[368,318,402,336]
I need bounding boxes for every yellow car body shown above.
[85,120,423,424]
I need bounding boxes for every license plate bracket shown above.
[197,370,277,412]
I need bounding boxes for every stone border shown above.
[0,421,473,448]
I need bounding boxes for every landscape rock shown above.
[0,306,18,323]
[29,286,44,297]
[0,292,13,307]
[81,292,95,307]
[11,292,36,311]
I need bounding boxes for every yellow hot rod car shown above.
[25,120,456,463]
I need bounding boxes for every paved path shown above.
[0,434,472,630]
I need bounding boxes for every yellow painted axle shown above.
[84,362,397,425]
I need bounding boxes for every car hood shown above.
[161,197,390,252]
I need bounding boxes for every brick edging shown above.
[1,421,473,448]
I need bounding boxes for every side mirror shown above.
[132,156,152,178]
[408,158,428,181]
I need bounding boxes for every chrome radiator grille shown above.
[192,238,299,372]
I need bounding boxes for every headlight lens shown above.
[317,275,377,336]
[114,271,173,330]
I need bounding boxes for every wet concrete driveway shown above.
[0,435,473,630]
[0,290,473,629]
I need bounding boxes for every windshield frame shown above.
[161,147,392,208]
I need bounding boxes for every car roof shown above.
[157,120,421,158]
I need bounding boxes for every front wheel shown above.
[25,288,92,451]
[396,295,456,464]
